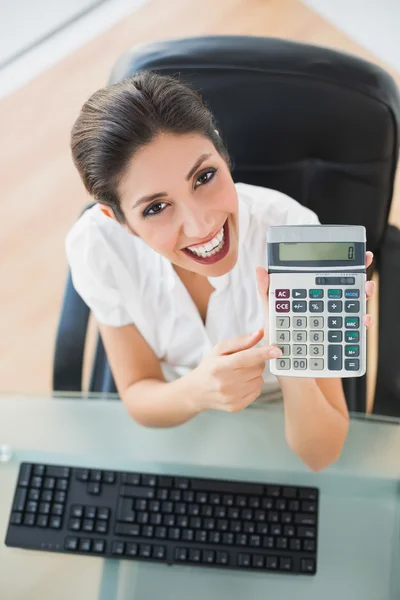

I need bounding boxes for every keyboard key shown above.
[252,554,265,568]
[87,482,101,495]
[276,316,290,329]
[297,526,316,538]
[103,471,116,484]
[126,543,138,556]
[64,536,78,551]
[112,541,125,555]
[292,289,306,298]
[93,540,106,553]
[49,516,62,529]
[153,545,166,559]
[299,488,318,501]
[301,558,316,573]
[237,553,251,567]
[216,551,229,565]
[345,317,360,329]
[68,518,81,531]
[328,317,342,329]
[18,464,32,487]
[174,547,188,561]
[292,301,307,312]
[70,505,83,518]
[276,301,290,313]
[345,300,360,313]
[279,557,293,571]
[98,507,110,520]
[328,331,342,343]
[33,465,45,477]
[28,489,40,501]
[345,359,360,371]
[294,513,317,526]
[304,539,316,552]
[328,289,342,299]
[57,479,69,491]
[83,519,94,532]
[189,548,201,562]
[85,506,96,519]
[310,317,323,329]
[293,317,307,329]
[46,466,70,479]
[13,488,27,512]
[139,544,152,558]
[121,485,155,499]
[76,469,89,482]
[90,470,102,482]
[309,301,323,313]
[10,512,22,525]
[36,515,48,528]
[79,538,92,553]
[328,345,342,370]
[266,556,278,570]
[345,289,360,298]
[43,477,56,490]
[96,520,108,534]
[328,301,342,312]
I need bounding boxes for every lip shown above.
[181,218,230,265]
[183,222,226,251]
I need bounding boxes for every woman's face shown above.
[107,132,239,278]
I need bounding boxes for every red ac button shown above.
[275,289,290,299]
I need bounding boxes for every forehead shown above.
[120,132,217,193]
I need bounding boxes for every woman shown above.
[66,71,374,471]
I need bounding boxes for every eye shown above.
[143,201,168,218]
[195,167,217,188]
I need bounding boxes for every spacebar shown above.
[190,479,264,495]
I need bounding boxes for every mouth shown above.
[181,218,230,265]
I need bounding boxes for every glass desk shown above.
[1,392,400,599]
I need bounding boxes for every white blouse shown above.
[66,183,319,396]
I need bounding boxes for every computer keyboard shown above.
[5,462,319,576]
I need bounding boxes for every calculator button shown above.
[328,317,342,329]
[277,345,290,356]
[310,331,324,343]
[293,317,307,329]
[309,289,323,299]
[345,317,359,329]
[309,301,323,313]
[345,301,360,313]
[292,289,307,299]
[310,317,323,329]
[276,301,290,313]
[345,345,359,357]
[276,358,290,370]
[293,359,307,370]
[310,359,324,370]
[293,345,307,356]
[328,331,342,343]
[276,317,290,329]
[328,345,343,370]
[276,331,290,343]
[345,359,360,371]
[293,331,307,343]
[292,301,307,313]
[345,331,359,343]
[328,301,342,313]
[328,289,342,299]
[345,289,360,298]
[310,345,324,357]
[276,290,290,299]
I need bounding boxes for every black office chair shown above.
[53,35,400,415]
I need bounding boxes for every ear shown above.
[215,129,219,135]
[99,204,118,222]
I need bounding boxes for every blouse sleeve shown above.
[65,216,133,327]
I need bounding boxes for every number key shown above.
[293,359,307,370]
[276,345,290,356]
[276,331,290,343]
[294,317,307,329]
[293,331,307,342]
[310,345,324,356]
[310,331,323,343]
[276,359,290,370]
[310,317,323,329]
[293,345,306,356]
[276,317,290,329]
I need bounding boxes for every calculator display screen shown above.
[279,242,355,262]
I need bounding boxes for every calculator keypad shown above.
[272,281,363,374]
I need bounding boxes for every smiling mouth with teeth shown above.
[181,218,230,265]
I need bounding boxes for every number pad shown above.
[271,283,362,374]
[293,317,307,329]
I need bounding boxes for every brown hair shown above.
[70,70,231,223]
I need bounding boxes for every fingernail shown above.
[269,348,282,358]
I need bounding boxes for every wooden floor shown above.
[1,0,399,410]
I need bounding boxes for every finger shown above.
[366,251,374,269]
[225,344,282,369]
[256,266,269,307]
[363,314,373,328]
[365,280,375,301]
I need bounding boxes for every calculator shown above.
[267,225,366,378]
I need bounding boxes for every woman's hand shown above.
[189,329,282,413]
[255,251,376,334]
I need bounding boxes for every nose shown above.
[180,204,216,240]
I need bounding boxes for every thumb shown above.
[213,329,264,356]
[256,266,269,307]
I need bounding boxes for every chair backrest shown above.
[55,36,400,408]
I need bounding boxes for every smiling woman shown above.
[66,70,374,472]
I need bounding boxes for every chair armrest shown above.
[373,224,400,416]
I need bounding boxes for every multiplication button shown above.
[328,317,343,329]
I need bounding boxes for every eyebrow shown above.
[131,153,213,209]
